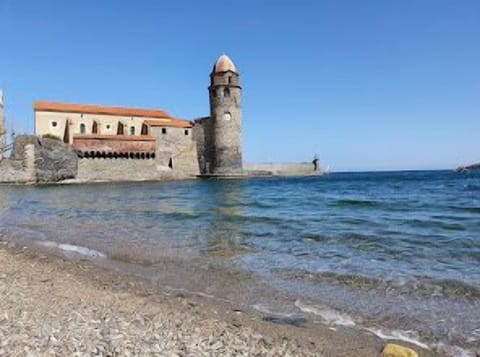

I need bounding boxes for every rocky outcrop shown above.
[34,136,78,182]
[4,135,78,183]
[466,163,480,170]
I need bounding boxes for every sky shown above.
[0,0,479,171]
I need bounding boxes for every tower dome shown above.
[213,54,237,73]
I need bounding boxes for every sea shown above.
[1,170,479,355]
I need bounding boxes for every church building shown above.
[33,54,243,178]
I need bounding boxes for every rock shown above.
[9,135,78,182]
[382,343,418,357]
[34,136,78,182]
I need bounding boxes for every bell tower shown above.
[208,54,243,174]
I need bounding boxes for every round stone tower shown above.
[208,54,243,175]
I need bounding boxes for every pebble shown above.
[382,343,418,357]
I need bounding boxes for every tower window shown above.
[80,123,86,134]
[184,129,189,136]
[51,121,57,128]
[162,128,167,134]
[224,87,230,98]
[228,76,232,84]
[130,126,135,135]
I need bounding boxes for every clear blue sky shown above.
[0,0,479,171]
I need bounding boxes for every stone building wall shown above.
[150,126,196,168]
[76,158,193,182]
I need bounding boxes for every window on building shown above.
[117,122,124,135]
[130,126,135,135]
[162,128,167,134]
[80,123,86,134]
[141,124,149,135]
[92,121,98,134]
[228,76,232,84]
[52,121,58,128]
[224,87,230,98]
[184,129,189,136]
[106,124,111,130]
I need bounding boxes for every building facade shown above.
[33,54,243,178]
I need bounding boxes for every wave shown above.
[365,327,430,349]
[434,342,476,357]
[448,206,480,214]
[331,198,381,208]
[38,241,105,258]
[280,269,480,299]
[294,300,356,327]
[404,218,466,231]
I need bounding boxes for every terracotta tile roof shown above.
[72,134,156,141]
[144,118,192,128]
[34,100,173,119]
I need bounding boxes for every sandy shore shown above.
[0,241,437,356]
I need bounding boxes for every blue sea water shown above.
[1,170,479,353]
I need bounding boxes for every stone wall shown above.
[76,158,194,182]
[0,159,26,183]
[150,126,197,168]
[244,162,321,176]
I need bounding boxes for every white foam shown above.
[434,342,476,357]
[365,327,430,349]
[251,304,300,318]
[294,300,356,327]
[39,241,105,258]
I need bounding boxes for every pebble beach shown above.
[0,240,439,356]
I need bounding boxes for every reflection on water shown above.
[1,170,480,352]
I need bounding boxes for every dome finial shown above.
[213,54,237,73]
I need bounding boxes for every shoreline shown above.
[0,240,438,356]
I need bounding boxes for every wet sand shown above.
[0,240,437,356]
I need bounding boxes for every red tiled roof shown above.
[72,134,156,141]
[34,100,172,119]
[144,119,192,128]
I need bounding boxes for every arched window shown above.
[141,124,149,135]
[80,123,86,134]
[92,121,98,134]
[130,126,135,135]
[117,122,124,135]
[224,87,230,98]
